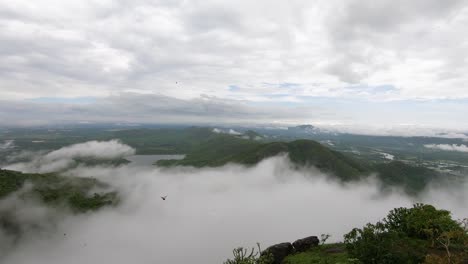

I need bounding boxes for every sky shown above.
[1,0,468,132]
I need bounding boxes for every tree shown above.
[344,204,465,264]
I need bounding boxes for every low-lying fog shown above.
[1,141,467,264]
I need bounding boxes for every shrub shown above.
[223,243,273,264]
[344,204,466,264]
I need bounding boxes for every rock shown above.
[262,242,293,264]
[292,236,319,252]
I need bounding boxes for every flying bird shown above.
[161,195,167,201]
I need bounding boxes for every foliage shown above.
[0,169,118,236]
[375,162,440,195]
[320,234,331,246]
[344,204,467,264]
[0,169,117,212]
[424,218,468,264]
[153,129,445,194]
[283,243,355,264]
[158,138,371,181]
[223,243,273,264]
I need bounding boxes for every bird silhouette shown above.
[161,195,167,200]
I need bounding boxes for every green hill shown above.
[0,169,117,235]
[156,134,263,167]
[113,127,222,154]
[0,169,117,212]
[157,138,370,180]
[157,136,449,193]
[375,161,441,195]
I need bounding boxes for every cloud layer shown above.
[425,143,468,152]
[1,1,468,133]
[1,153,467,264]
[5,140,135,173]
[2,93,468,136]
[0,140,14,151]
[1,0,468,102]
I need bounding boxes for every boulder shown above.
[292,236,319,252]
[262,242,293,264]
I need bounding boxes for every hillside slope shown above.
[157,138,370,180]
[157,137,448,193]
[0,169,117,236]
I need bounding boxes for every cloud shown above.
[0,140,14,151]
[1,153,467,264]
[1,0,468,103]
[5,140,135,173]
[44,140,135,160]
[0,93,333,127]
[0,183,60,257]
[228,129,241,135]
[325,0,468,88]
[213,128,242,135]
[2,92,468,136]
[425,143,468,152]
[1,1,468,131]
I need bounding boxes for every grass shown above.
[283,243,357,264]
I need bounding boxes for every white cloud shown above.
[228,129,241,135]
[0,140,14,151]
[212,128,242,135]
[1,155,467,264]
[425,144,468,152]
[5,140,135,173]
[0,93,333,127]
[44,140,135,161]
[1,92,468,136]
[1,0,468,102]
[1,1,468,131]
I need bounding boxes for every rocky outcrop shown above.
[261,235,320,263]
[292,236,319,252]
[262,242,293,264]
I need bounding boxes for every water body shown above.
[126,154,185,167]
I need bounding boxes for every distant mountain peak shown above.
[288,124,321,134]
[296,124,315,129]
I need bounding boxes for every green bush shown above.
[344,204,466,264]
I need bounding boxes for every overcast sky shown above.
[1,0,468,131]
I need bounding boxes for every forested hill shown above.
[157,138,369,181]
[1,126,460,194]
[0,169,117,236]
[156,134,452,194]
